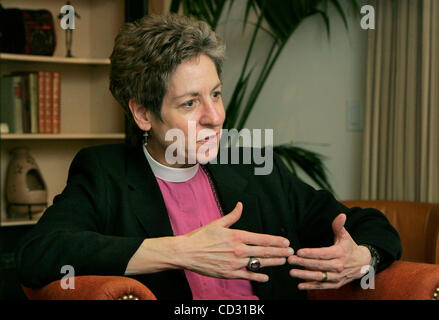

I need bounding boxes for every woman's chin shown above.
[192,143,219,164]
[197,149,219,164]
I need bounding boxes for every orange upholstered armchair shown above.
[22,261,439,300]
[22,201,439,300]
[342,200,439,264]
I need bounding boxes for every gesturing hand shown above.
[288,213,372,290]
[177,202,294,282]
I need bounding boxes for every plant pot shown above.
[5,147,47,218]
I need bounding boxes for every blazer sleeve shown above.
[15,147,145,288]
[273,153,402,273]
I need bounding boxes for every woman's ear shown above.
[128,98,152,131]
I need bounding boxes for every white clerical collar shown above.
[143,144,199,182]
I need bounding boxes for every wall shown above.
[215,0,368,200]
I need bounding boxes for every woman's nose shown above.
[200,99,223,126]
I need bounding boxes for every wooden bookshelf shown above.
[1,133,126,140]
[1,217,41,227]
[0,53,110,65]
[0,0,126,226]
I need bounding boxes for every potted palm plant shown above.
[170,0,359,192]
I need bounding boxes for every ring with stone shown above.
[247,257,261,271]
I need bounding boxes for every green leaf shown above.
[176,0,228,30]
[274,144,333,192]
[169,0,181,13]
[330,0,349,30]
[242,0,256,35]
[224,67,254,129]
[315,9,331,39]
[236,41,283,130]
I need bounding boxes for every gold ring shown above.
[321,271,328,282]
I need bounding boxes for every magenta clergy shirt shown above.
[143,145,258,300]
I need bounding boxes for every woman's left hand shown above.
[288,213,372,290]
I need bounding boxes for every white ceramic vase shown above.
[5,147,47,218]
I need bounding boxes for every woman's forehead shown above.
[167,55,220,98]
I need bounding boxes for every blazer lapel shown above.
[125,144,193,299]
[125,145,175,238]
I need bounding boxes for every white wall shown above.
[216,0,368,200]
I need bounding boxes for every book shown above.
[0,75,24,133]
[28,73,39,133]
[10,71,39,133]
[44,71,53,133]
[1,75,25,134]
[12,75,24,133]
[2,71,61,134]
[37,71,46,133]
[0,76,14,133]
[52,72,60,134]
[20,74,31,133]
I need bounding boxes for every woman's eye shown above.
[212,91,222,99]
[183,100,195,108]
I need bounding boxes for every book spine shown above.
[38,71,46,133]
[29,73,39,133]
[12,76,23,134]
[22,74,31,133]
[44,72,53,134]
[52,72,61,134]
[0,76,14,133]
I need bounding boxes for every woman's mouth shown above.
[197,133,218,144]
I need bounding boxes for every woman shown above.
[16,14,401,300]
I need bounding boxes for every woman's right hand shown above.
[175,202,294,282]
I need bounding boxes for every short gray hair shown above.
[109,14,226,145]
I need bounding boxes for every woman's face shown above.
[141,54,225,167]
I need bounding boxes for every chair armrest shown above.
[307,261,439,300]
[23,261,439,300]
[22,275,157,300]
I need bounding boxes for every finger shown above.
[239,257,287,270]
[296,245,343,260]
[245,246,294,259]
[236,257,287,271]
[332,213,350,241]
[298,281,342,290]
[233,269,269,283]
[259,257,287,268]
[218,202,243,228]
[237,230,290,248]
[288,255,342,273]
[289,269,339,282]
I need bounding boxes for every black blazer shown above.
[15,143,402,300]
